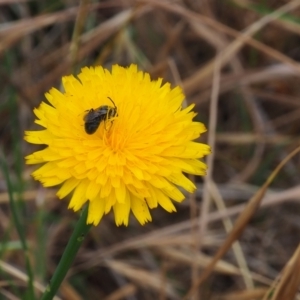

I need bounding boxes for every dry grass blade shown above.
[69,0,90,70]
[104,284,137,300]
[215,288,268,300]
[183,145,300,299]
[0,289,19,300]
[198,50,221,247]
[0,189,56,204]
[104,259,180,299]
[216,133,300,145]
[59,281,82,300]
[0,0,32,3]
[198,64,299,104]
[159,247,241,276]
[158,247,272,286]
[264,244,300,300]
[208,181,254,288]
[0,260,62,300]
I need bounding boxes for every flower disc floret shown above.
[25,64,210,226]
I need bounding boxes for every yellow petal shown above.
[114,181,126,203]
[131,196,152,225]
[87,196,105,226]
[57,178,80,199]
[105,192,116,214]
[86,180,100,200]
[150,187,176,212]
[68,180,89,211]
[169,172,196,193]
[113,196,130,226]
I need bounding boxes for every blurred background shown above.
[1,0,300,299]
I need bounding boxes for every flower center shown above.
[104,125,127,153]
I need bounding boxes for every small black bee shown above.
[83,97,117,134]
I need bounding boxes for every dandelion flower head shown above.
[25,65,210,226]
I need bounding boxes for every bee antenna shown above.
[107,97,116,108]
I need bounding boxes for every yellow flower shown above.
[25,65,210,226]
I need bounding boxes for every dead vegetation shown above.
[1,0,300,299]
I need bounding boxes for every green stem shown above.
[41,204,92,300]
